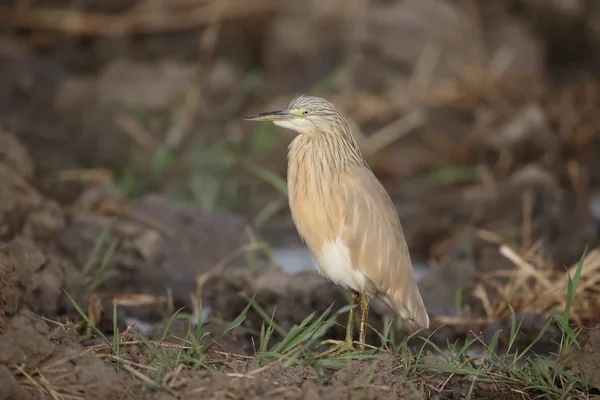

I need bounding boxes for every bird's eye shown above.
[302,110,311,116]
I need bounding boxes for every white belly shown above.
[317,237,368,292]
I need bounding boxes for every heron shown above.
[243,95,428,354]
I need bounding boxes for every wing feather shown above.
[339,165,429,328]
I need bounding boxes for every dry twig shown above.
[0,0,278,35]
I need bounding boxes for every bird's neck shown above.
[288,131,367,179]
[286,131,368,216]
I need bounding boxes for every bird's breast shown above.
[288,152,367,291]
[287,136,344,254]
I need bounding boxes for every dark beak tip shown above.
[241,109,291,121]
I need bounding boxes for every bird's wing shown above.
[339,165,429,328]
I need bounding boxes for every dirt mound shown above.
[577,325,600,391]
[2,322,143,400]
[0,311,54,367]
[0,238,87,317]
[202,266,346,332]
[168,354,414,400]
[58,191,250,322]
[0,132,65,242]
[39,324,141,400]
[0,243,17,333]
[0,131,88,332]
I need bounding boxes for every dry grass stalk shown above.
[16,364,80,400]
[85,294,103,337]
[114,112,160,150]
[56,168,114,186]
[487,245,600,323]
[0,0,278,36]
[361,110,428,157]
[96,292,169,307]
[66,204,176,237]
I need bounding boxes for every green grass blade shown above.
[563,247,587,325]
[254,198,286,228]
[112,300,120,373]
[247,297,285,337]
[82,222,112,277]
[219,301,252,339]
[161,308,186,341]
[245,162,288,194]
[64,290,110,346]
[506,304,518,354]
[90,239,118,290]
[511,315,554,366]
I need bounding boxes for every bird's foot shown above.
[314,339,355,357]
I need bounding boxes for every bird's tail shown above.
[384,284,429,330]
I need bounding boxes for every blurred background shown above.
[2,0,600,356]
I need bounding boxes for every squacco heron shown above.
[243,95,429,353]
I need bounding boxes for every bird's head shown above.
[243,95,343,135]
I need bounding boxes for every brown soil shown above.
[0,131,428,399]
[577,325,600,392]
[0,118,590,399]
[170,354,415,400]
[2,0,600,398]
[0,125,557,399]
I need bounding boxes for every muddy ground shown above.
[2,0,600,399]
[0,131,534,399]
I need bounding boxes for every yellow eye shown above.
[302,110,311,116]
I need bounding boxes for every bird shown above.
[243,95,429,354]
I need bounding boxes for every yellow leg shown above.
[358,292,370,351]
[315,291,359,356]
[345,291,359,345]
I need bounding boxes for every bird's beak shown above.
[242,109,295,121]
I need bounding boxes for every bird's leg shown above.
[358,292,370,351]
[345,290,359,346]
[315,291,359,356]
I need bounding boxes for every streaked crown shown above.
[288,95,340,118]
